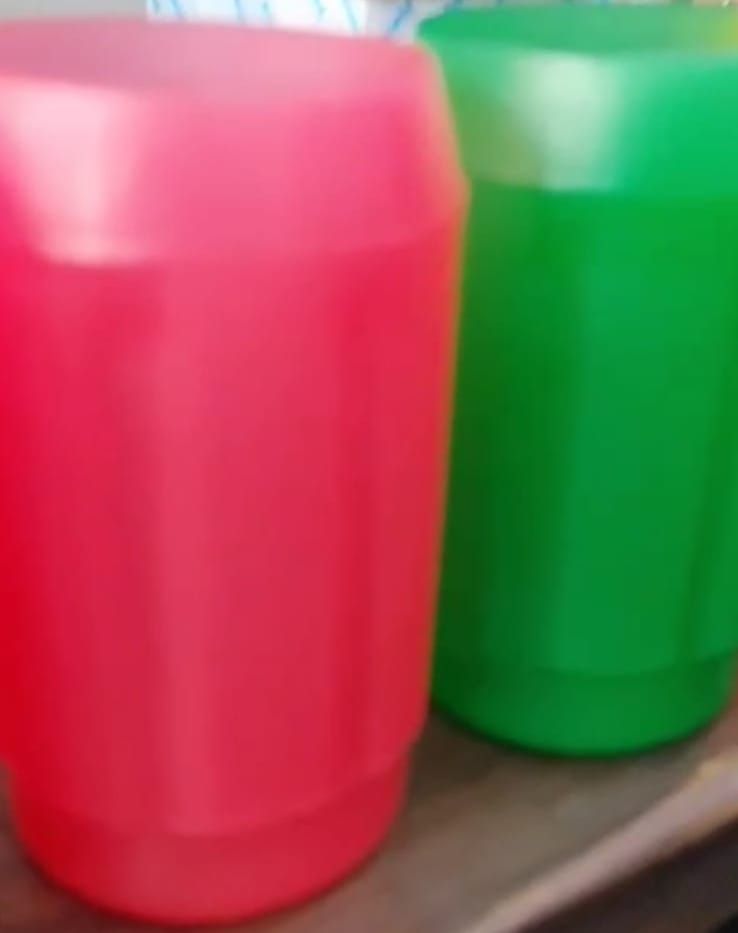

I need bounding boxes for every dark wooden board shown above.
[538,824,738,933]
[2,700,738,933]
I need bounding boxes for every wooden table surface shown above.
[2,703,738,933]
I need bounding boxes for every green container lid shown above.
[423,6,738,756]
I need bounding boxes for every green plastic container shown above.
[422,6,738,756]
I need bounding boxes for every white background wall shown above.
[0,0,144,16]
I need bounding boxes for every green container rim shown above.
[421,6,738,196]
[420,6,738,61]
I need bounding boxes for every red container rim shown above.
[0,20,466,261]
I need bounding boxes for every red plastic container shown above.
[0,21,465,923]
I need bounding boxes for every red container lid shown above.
[0,20,464,261]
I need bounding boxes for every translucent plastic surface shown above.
[423,7,738,756]
[0,21,465,921]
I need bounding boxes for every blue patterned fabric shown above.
[147,0,498,38]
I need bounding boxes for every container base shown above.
[433,656,736,757]
[12,757,408,925]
